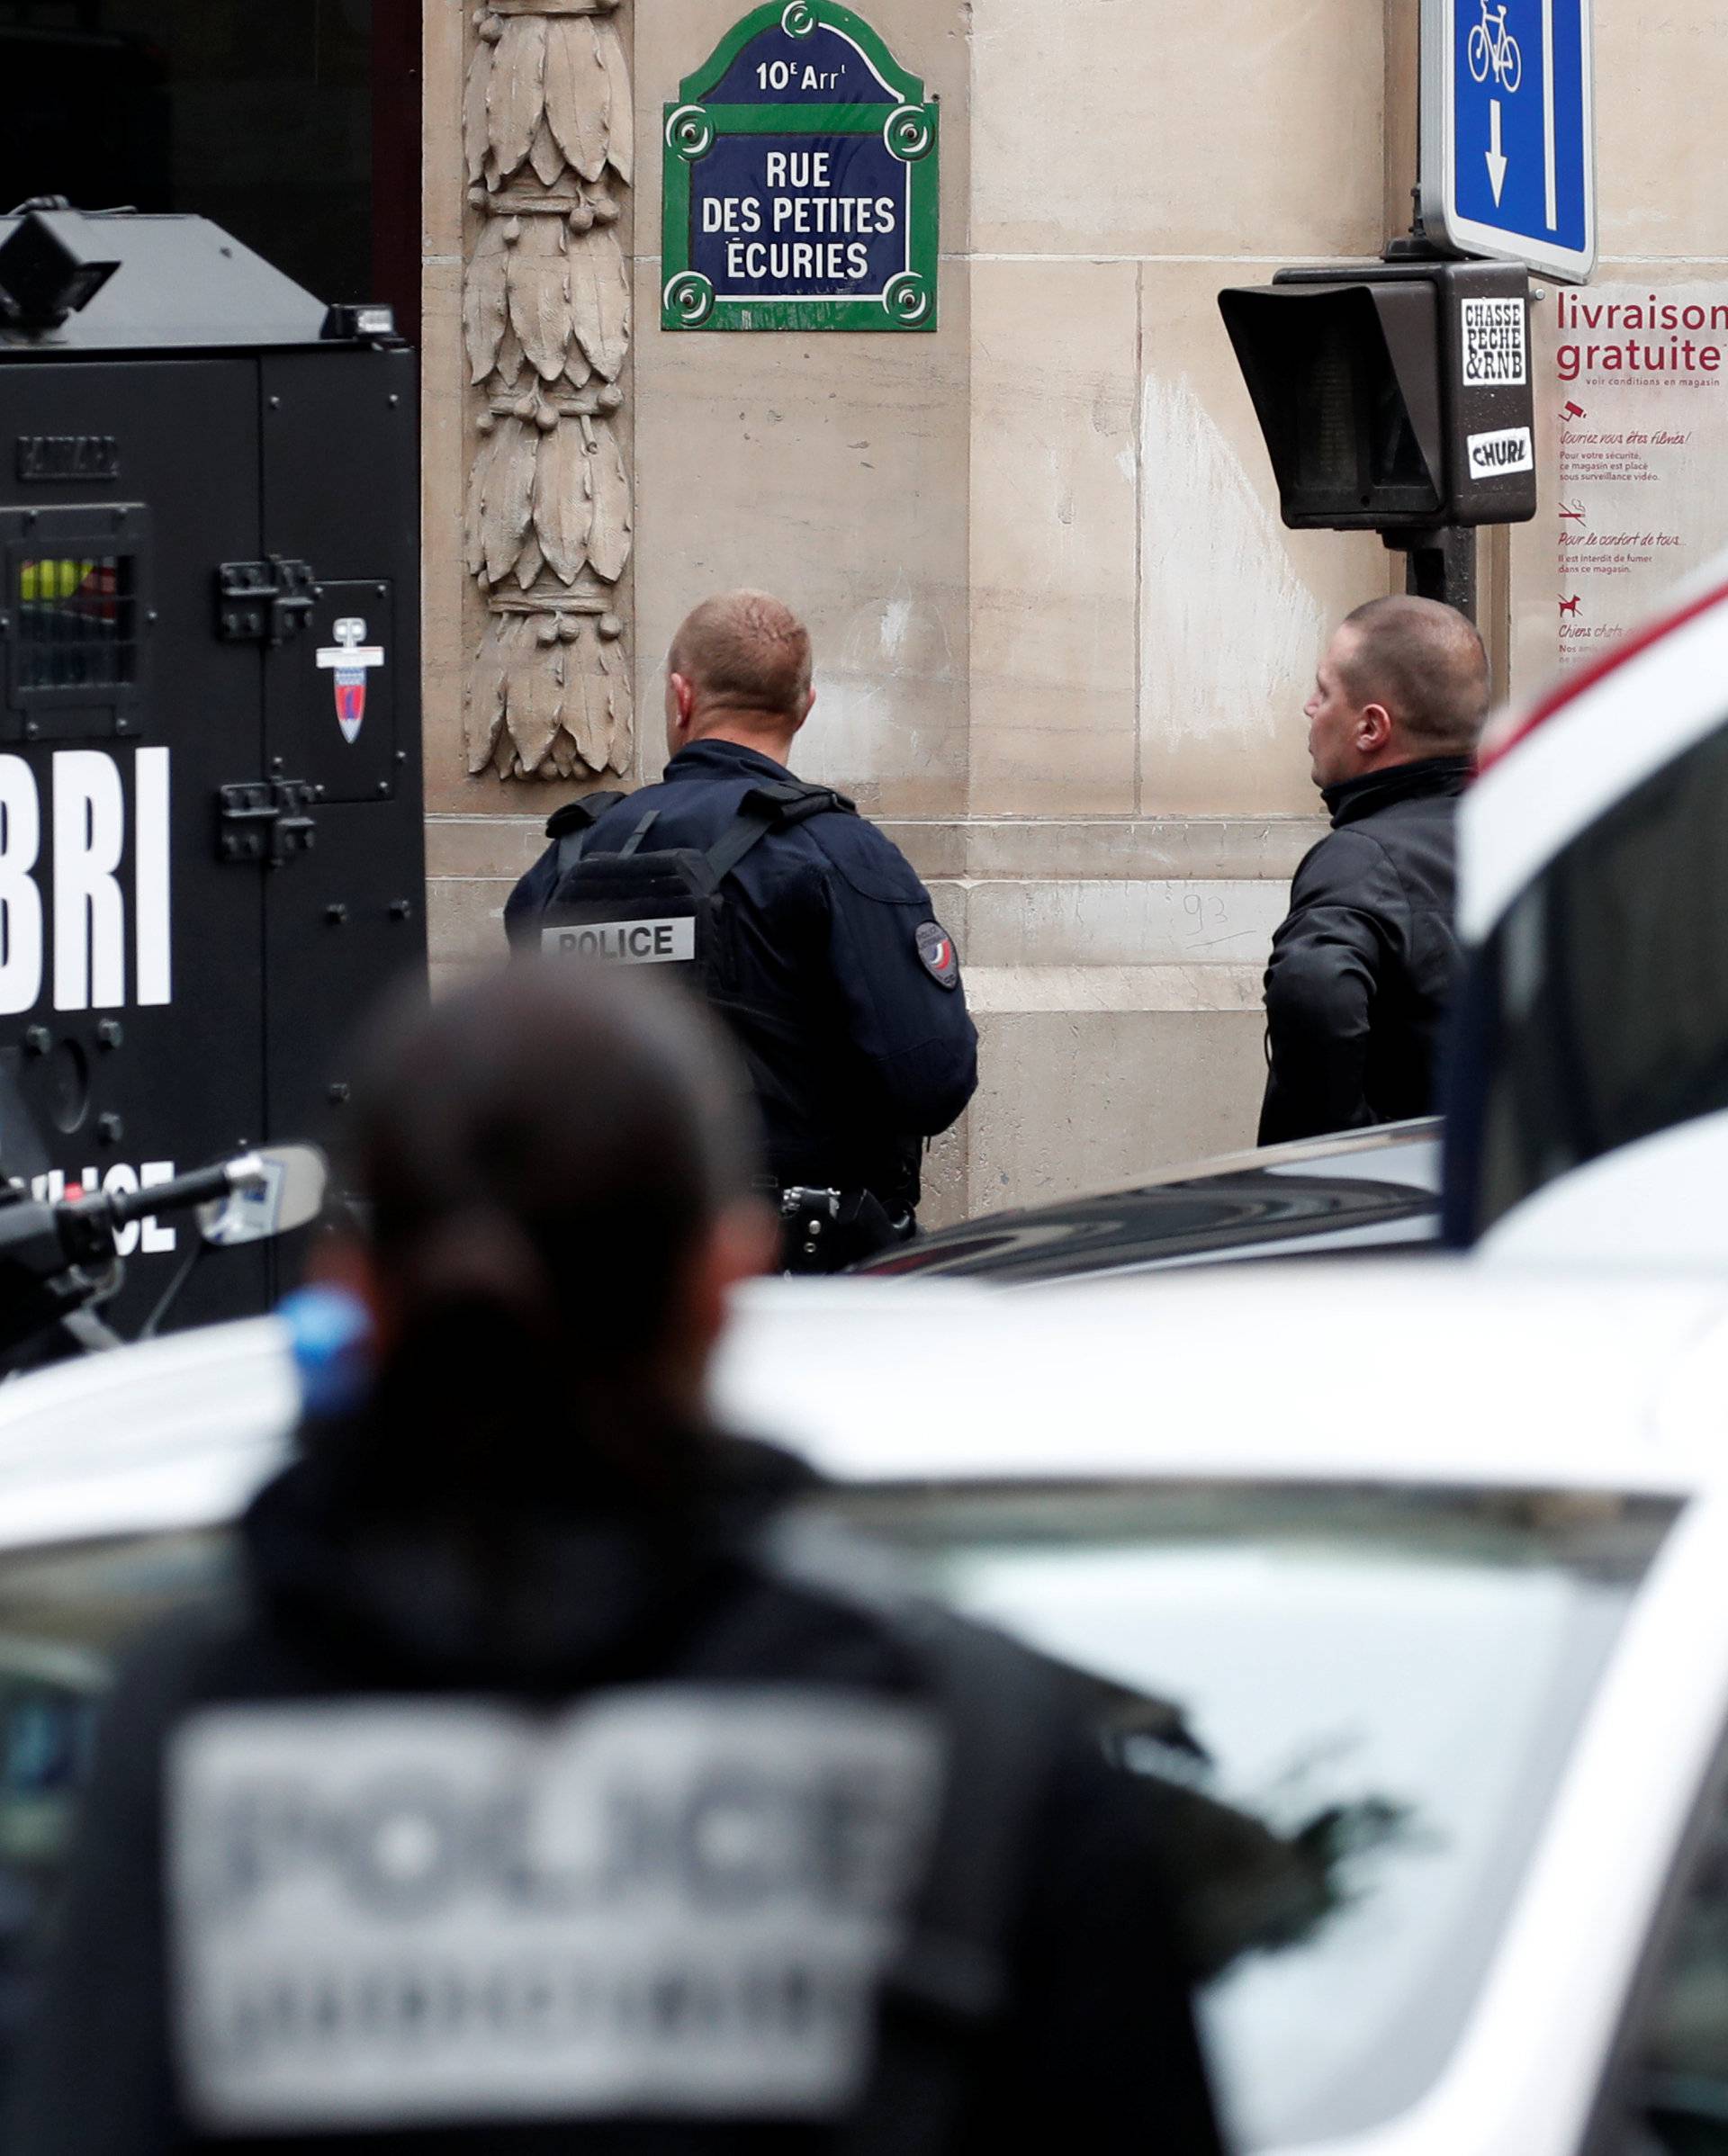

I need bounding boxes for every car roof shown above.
[0,1316,298,1555]
[860,1120,1443,1282]
[965,1116,1443,1212]
[717,1266,1728,1495]
[1,1258,1726,1559]
[1107,1114,1442,1189]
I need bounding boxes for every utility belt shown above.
[770,1182,916,1276]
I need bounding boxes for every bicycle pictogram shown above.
[1467,0,1522,92]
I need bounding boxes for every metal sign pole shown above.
[1217,3,1554,621]
[1395,528,1479,619]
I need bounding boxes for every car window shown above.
[0,1531,232,2105]
[830,1482,1677,2151]
[1455,715,1728,1238]
[1610,1788,1728,2156]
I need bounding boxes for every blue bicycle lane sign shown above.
[1421,0,1595,283]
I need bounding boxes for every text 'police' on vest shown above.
[542,916,696,966]
[169,1690,940,2132]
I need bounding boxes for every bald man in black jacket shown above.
[1259,597,1490,1146]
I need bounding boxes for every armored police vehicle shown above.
[0,202,423,1325]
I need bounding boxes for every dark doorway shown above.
[0,0,420,336]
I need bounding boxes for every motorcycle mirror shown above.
[197,1145,328,1248]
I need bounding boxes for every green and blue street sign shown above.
[662,2,940,333]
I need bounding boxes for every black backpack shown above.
[537,780,857,1006]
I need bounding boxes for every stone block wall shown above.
[425,0,1706,1225]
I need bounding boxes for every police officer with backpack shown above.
[7,964,1224,2156]
[505,591,977,1271]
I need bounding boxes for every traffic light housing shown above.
[1218,260,1536,534]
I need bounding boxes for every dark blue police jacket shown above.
[504,740,978,1208]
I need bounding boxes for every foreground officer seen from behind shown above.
[505,591,977,1271]
[6,965,1222,2156]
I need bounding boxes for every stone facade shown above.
[418,0,1723,1225]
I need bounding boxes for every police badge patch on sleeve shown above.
[167,1689,941,2133]
[915,921,959,990]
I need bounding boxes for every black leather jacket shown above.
[1259,757,1470,1145]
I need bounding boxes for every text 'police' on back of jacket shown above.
[504,740,978,1208]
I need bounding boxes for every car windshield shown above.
[0,1486,1678,2145]
[825,1481,1676,2151]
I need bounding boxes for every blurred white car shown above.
[1,1266,1727,2156]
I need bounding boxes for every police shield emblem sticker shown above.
[916,920,958,989]
[167,1689,941,2133]
[316,617,385,745]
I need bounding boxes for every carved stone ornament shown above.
[463,1,634,781]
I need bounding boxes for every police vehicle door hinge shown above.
[218,780,317,867]
[215,557,316,646]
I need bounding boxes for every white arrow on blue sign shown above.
[1421,0,1595,283]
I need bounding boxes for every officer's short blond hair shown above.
[670,590,814,727]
